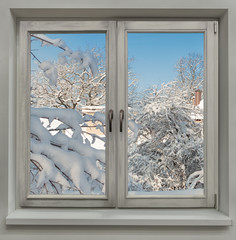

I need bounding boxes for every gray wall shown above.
[0,0,235,239]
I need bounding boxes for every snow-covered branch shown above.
[30,108,106,195]
[31,34,100,85]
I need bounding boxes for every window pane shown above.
[128,33,204,196]
[30,33,106,195]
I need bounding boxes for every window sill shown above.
[6,208,232,226]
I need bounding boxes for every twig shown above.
[30,51,41,64]
[49,180,59,194]
[30,159,43,171]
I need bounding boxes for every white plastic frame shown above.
[17,20,218,209]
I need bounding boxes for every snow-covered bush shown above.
[128,81,204,192]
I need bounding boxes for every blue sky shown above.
[128,33,204,90]
[31,33,204,90]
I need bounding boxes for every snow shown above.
[31,153,71,191]
[199,99,204,110]
[82,106,105,110]
[33,34,68,49]
[31,107,84,130]
[128,120,140,141]
[31,116,51,142]
[39,61,58,85]
[78,52,99,77]
[58,50,72,65]
[84,133,105,150]
[93,112,106,125]
[70,50,83,64]
[52,132,105,163]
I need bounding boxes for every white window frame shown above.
[117,21,218,208]
[17,21,117,207]
[16,20,218,209]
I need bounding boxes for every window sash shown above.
[117,21,218,208]
[17,21,117,207]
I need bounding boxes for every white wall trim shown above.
[6,208,232,226]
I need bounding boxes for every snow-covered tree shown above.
[30,34,106,195]
[31,34,105,110]
[31,54,106,110]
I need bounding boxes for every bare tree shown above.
[175,53,204,102]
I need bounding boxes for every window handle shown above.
[120,109,124,132]
[108,109,113,132]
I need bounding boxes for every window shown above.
[17,20,218,208]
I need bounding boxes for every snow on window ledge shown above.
[6,208,231,226]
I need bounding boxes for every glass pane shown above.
[30,33,106,195]
[128,33,204,196]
